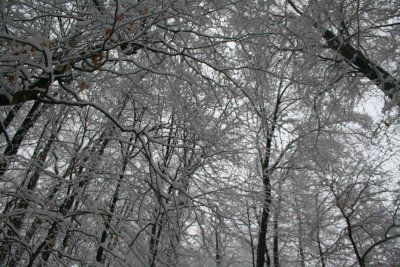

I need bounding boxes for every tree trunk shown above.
[0,110,63,266]
[316,227,326,267]
[27,126,112,265]
[272,207,280,267]
[29,99,129,265]
[2,103,23,130]
[297,217,305,267]
[215,229,222,266]
[149,212,165,267]
[322,29,400,105]
[340,209,364,267]
[0,101,44,177]
[246,200,256,267]
[7,133,58,266]
[287,0,400,106]
[256,175,272,267]
[95,142,132,263]
[256,95,281,267]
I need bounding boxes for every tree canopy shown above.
[0,0,399,266]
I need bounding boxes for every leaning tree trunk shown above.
[0,101,44,178]
[287,0,400,107]
[0,103,23,142]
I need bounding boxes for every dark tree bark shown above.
[338,207,364,267]
[0,106,66,266]
[255,151,272,267]
[246,200,256,267]
[149,212,165,267]
[95,138,135,263]
[256,95,281,267]
[6,128,60,267]
[322,30,400,104]
[1,103,23,136]
[28,98,130,265]
[316,226,326,267]
[215,229,222,266]
[296,208,305,267]
[0,101,44,177]
[287,0,400,106]
[0,101,47,265]
[272,203,280,267]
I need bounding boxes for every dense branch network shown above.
[0,1,399,266]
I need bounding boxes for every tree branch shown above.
[288,0,400,107]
